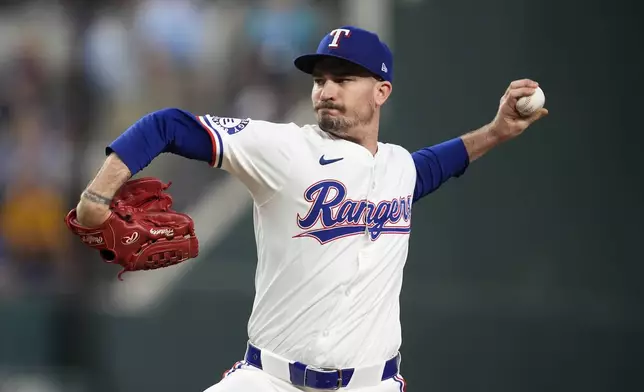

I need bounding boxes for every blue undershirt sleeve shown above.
[106,108,213,176]
[412,137,470,203]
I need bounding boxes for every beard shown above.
[315,100,375,136]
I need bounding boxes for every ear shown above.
[374,81,393,106]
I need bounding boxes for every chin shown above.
[317,121,334,133]
[318,112,339,125]
[318,123,332,133]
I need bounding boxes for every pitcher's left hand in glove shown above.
[65,177,199,280]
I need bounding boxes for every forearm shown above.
[460,123,506,162]
[412,122,514,201]
[76,153,131,227]
[75,108,213,227]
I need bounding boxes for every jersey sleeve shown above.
[412,137,470,202]
[195,114,294,205]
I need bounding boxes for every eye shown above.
[313,78,325,86]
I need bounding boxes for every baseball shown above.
[516,86,545,116]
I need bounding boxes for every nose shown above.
[319,80,339,101]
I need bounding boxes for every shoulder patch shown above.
[206,115,251,135]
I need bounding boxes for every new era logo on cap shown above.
[294,26,394,82]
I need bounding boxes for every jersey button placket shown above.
[348,250,367,298]
[364,161,377,237]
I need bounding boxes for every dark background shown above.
[0,1,642,391]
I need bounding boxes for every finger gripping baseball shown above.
[64,177,199,280]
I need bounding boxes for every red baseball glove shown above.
[65,177,199,280]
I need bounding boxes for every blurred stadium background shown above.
[0,0,641,391]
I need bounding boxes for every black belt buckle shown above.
[305,367,344,390]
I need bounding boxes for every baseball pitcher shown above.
[65,26,548,391]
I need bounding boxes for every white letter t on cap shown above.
[328,29,351,48]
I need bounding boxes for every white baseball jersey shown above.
[197,115,416,369]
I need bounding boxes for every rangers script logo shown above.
[294,180,412,244]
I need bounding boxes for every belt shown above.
[244,342,400,390]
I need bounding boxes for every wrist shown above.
[486,122,501,140]
[487,120,513,143]
[76,199,111,227]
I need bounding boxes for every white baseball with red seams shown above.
[516,86,546,116]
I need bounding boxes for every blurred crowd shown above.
[0,0,337,299]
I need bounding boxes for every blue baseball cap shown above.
[294,26,393,82]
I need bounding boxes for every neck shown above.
[330,125,377,155]
[354,132,379,155]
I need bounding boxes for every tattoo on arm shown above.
[82,190,112,205]
[81,153,131,205]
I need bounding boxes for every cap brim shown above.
[294,53,373,76]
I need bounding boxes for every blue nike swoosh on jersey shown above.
[319,155,344,165]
